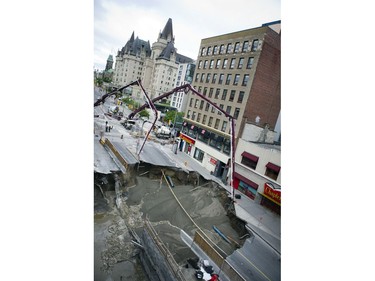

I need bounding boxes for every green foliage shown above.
[164,111,184,123]
[139,110,150,119]
[95,78,103,86]
[103,76,112,83]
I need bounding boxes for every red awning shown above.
[179,132,195,145]
[266,162,281,172]
[233,172,258,190]
[241,151,259,163]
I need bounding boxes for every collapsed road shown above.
[94,164,247,281]
[94,89,280,281]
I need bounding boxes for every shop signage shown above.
[264,183,281,205]
[210,158,217,165]
[179,133,195,145]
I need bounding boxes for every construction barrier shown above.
[193,231,246,281]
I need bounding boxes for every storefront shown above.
[179,132,195,155]
[260,182,281,214]
[233,172,259,200]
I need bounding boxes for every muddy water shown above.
[127,176,241,261]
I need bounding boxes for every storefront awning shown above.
[261,183,281,205]
[233,172,258,189]
[241,151,259,163]
[180,132,195,145]
[260,192,281,206]
[266,162,281,172]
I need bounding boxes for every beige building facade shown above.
[179,21,281,181]
[114,18,194,100]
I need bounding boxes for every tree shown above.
[139,110,150,119]
[95,77,103,87]
[164,111,184,124]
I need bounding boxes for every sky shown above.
[94,0,281,70]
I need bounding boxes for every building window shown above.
[230,58,236,69]
[192,111,196,120]
[226,106,231,115]
[194,99,199,108]
[193,147,204,162]
[222,59,228,69]
[189,98,193,107]
[233,74,240,85]
[234,107,240,119]
[216,59,221,69]
[195,73,199,82]
[238,57,244,69]
[208,117,213,126]
[211,103,216,113]
[198,60,203,69]
[215,88,220,99]
[207,46,212,56]
[234,42,240,53]
[214,119,220,129]
[187,110,191,118]
[221,121,227,132]
[209,59,214,69]
[221,89,227,101]
[226,43,232,54]
[199,100,204,110]
[205,102,210,111]
[218,74,224,84]
[246,57,254,69]
[251,39,259,51]
[225,74,232,85]
[198,86,202,93]
[200,73,205,82]
[238,91,244,103]
[241,152,259,169]
[265,162,280,181]
[202,114,207,124]
[218,104,224,115]
[219,44,225,54]
[229,90,235,102]
[206,73,211,83]
[209,133,223,150]
[204,60,208,69]
[212,73,217,84]
[209,88,214,98]
[242,41,249,52]
[197,113,201,122]
[213,45,218,55]
[242,74,250,86]
[201,47,206,56]
[203,87,207,96]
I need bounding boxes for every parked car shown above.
[121,120,137,130]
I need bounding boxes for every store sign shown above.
[179,133,195,145]
[210,158,217,165]
[264,183,281,205]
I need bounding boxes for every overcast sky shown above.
[94,0,281,70]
